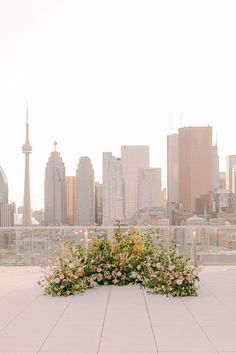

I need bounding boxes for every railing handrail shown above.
[1,224,236,231]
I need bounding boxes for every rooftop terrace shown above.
[0,266,236,353]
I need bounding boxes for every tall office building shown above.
[121,146,149,221]
[178,126,213,213]
[44,142,66,225]
[22,106,32,226]
[219,172,226,189]
[0,166,8,204]
[66,176,75,225]
[0,203,14,227]
[95,182,103,225]
[33,209,44,225]
[75,157,95,226]
[231,165,236,194]
[167,134,178,204]
[212,143,220,190]
[137,168,162,210]
[0,167,13,227]
[226,155,236,191]
[102,152,124,226]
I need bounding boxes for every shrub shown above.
[85,225,155,286]
[38,240,88,296]
[85,238,116,285]
[143,241,199,296]
[38,224,199,297]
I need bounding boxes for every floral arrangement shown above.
[38,240,87,296]
[38,223,199,297]
[85,226,154,286]
[143,241,199,296]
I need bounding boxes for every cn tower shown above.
[22,105,32,226]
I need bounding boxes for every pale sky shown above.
[1,0,236,210]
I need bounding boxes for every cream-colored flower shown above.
[168,265,175,271]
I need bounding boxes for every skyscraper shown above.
[0,167,13,227]
[66,176,75,225]
[226,155,236,191]
[95,182,103,225]
[75,157,95,226]
[167,134,179,205]
[137,168,162,210]
[178,126,213,213]
[121,145,149,221]
[219,171,226,189]
[231,165,236,194]
[22,106,32,226]
[44,142,66,225]
[0,203,14,227]
[0,166,8,204]
[102,152,124,226]
[212,143,220,191]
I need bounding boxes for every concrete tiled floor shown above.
[0,266,236,353]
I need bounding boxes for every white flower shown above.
[176,279,183,285]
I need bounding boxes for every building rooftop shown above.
[0,266,236,353]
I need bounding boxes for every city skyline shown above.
[0,121,234,210]
[1,1,236,209]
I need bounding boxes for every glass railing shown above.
[0,225,236,266]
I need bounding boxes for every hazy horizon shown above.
[1,0,236,209]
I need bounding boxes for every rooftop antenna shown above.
[180,112,183,127]
[25,99,29,143]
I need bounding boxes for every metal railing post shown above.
[193,230,197,267]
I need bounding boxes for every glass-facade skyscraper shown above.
[44,142,66,225]
[0,166,8,204]
[75,156,95,226]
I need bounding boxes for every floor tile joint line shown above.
[36,295,73,353]
[142,287,159,354]
[97,286,112,354]
[0,291,41,333]
[201,277,236,316]
[181,295,218,353]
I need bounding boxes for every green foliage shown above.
[143,241,199,296]
[85,228,155,286]
[38,225,199,297]
[38,240,87,296]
